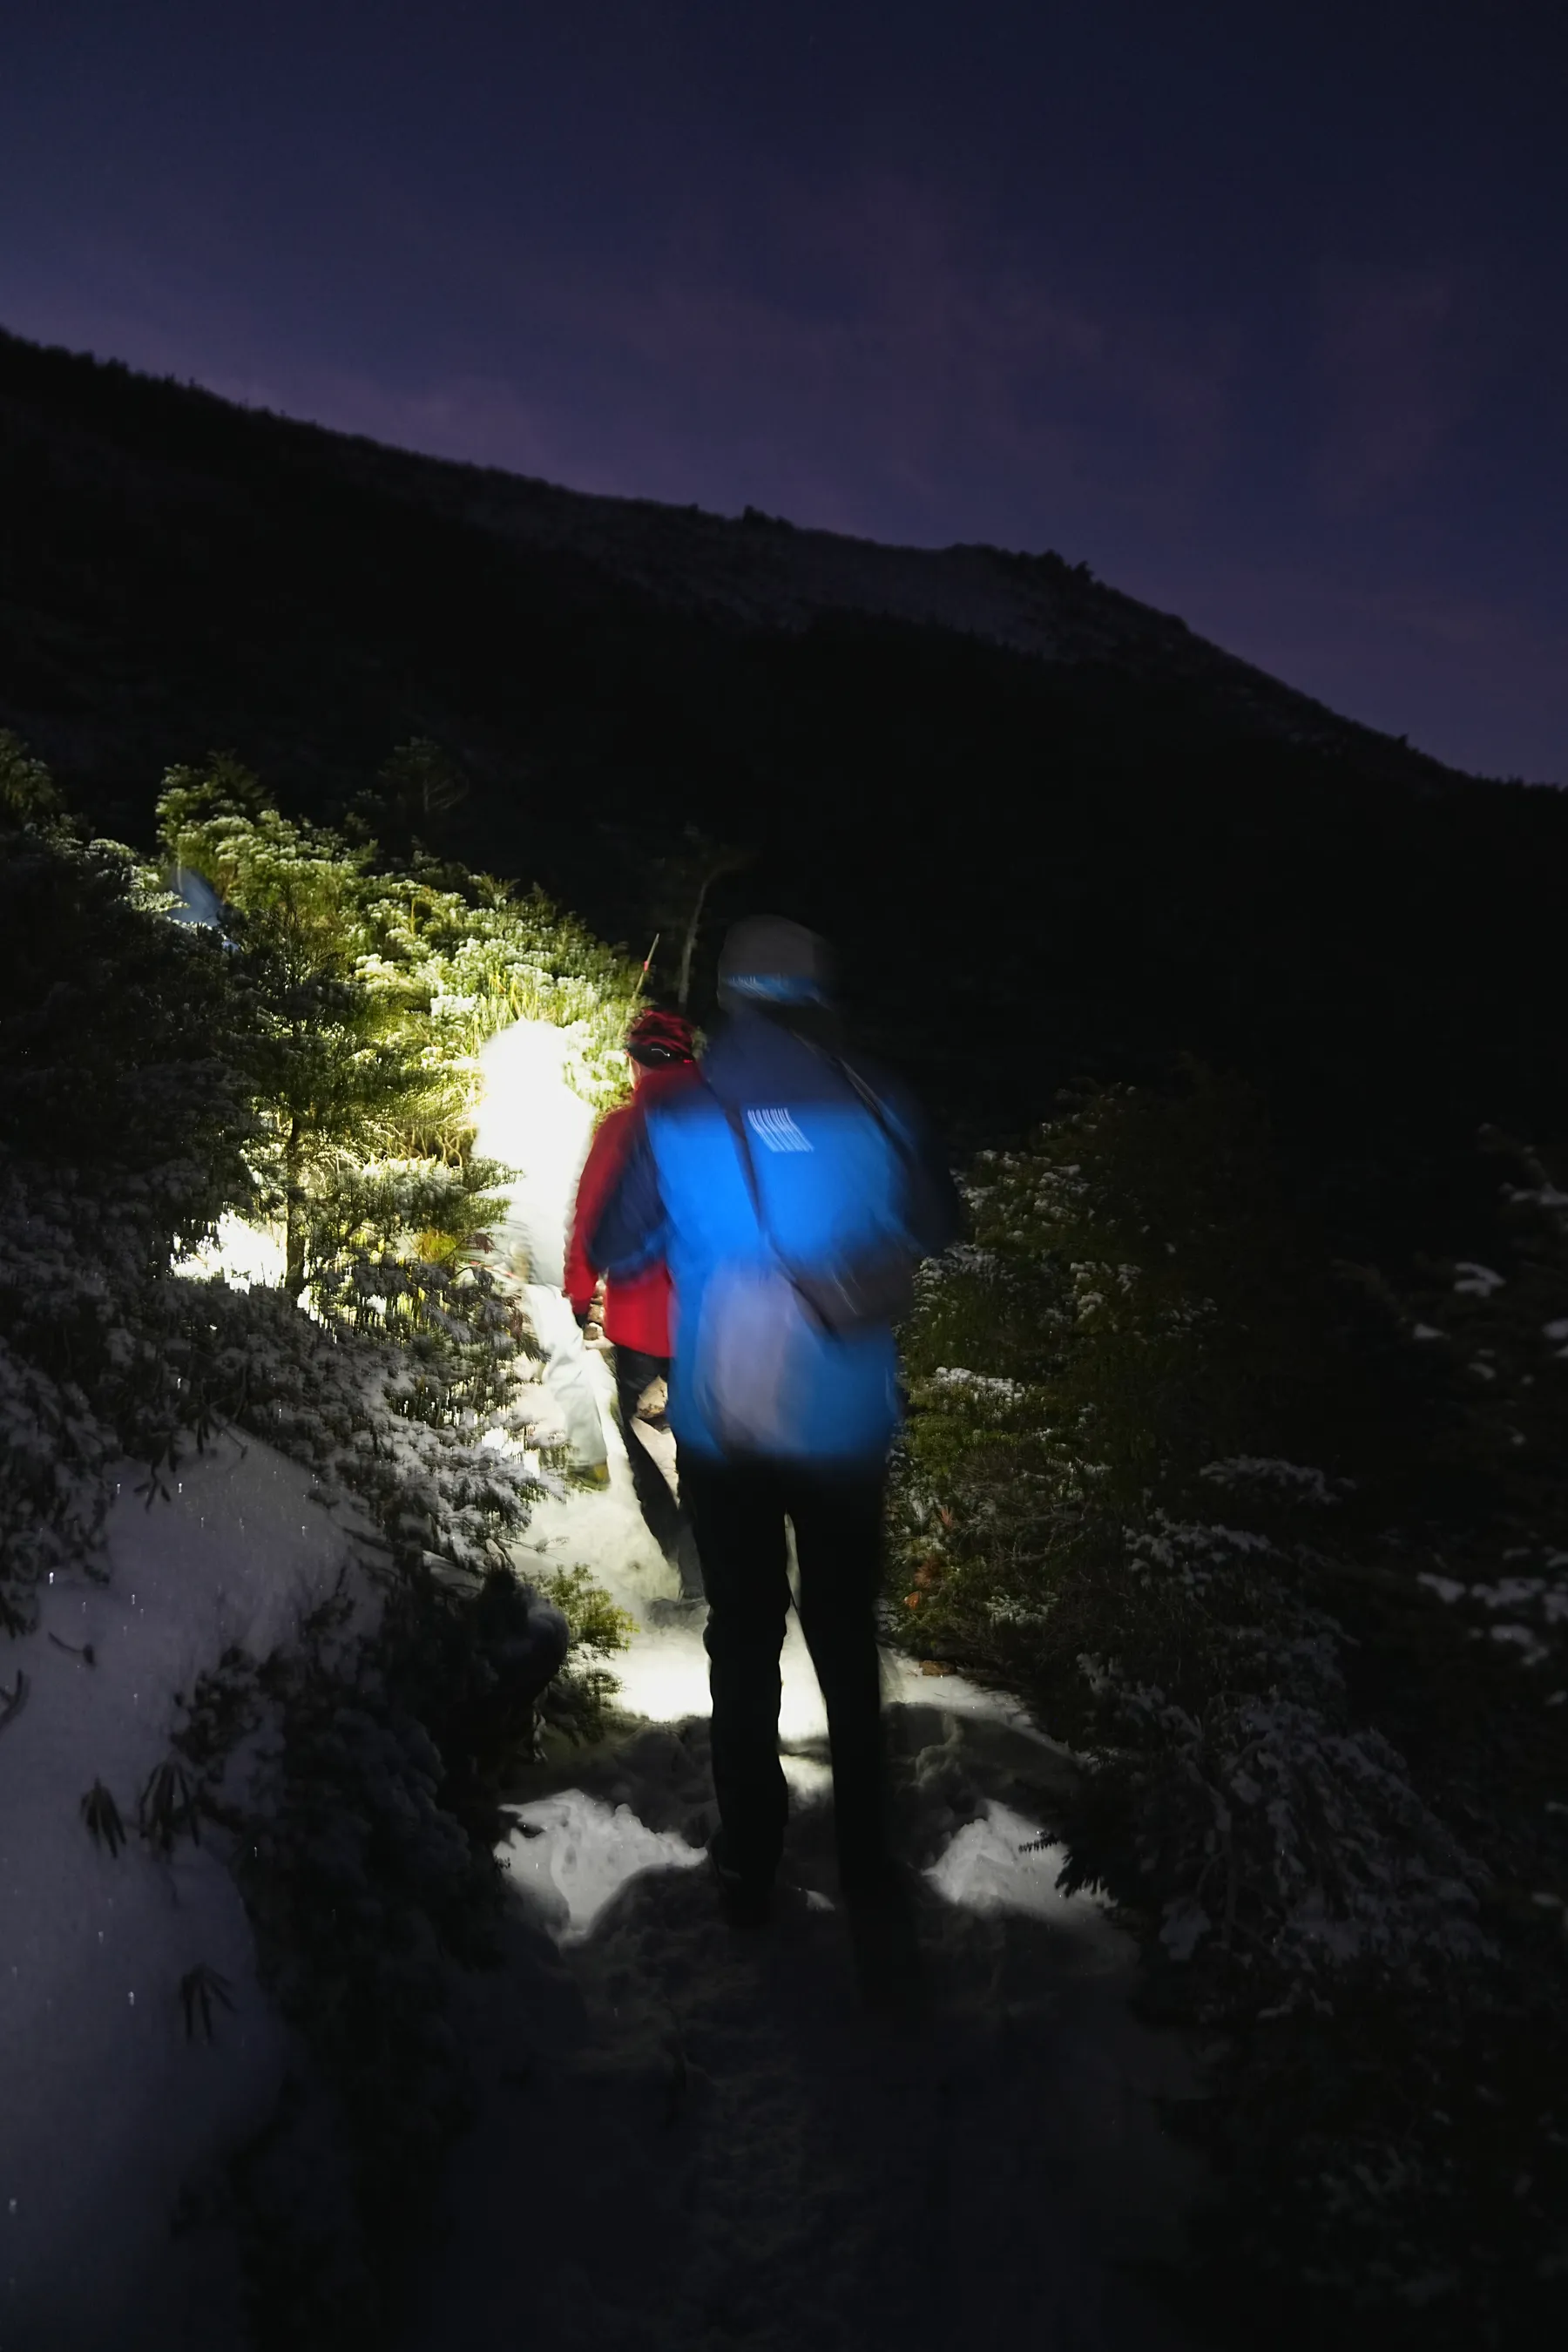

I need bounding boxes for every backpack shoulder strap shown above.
[835,1058,909,1154]
[801,1044,918,1184]
[713,1059,912,1254]
[713,1091,773,1247]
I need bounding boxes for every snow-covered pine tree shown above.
[158,765,488,1297]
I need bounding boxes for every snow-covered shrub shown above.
[1389,1132,1568,1697]
[531,1561,639,1748]
[172,1273,551,1578]
[889,1070,1359,1695]
[0,1172,128,1631]
[0,780,255,1630]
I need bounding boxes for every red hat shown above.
[626,1007,696,1065]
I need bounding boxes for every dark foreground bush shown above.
[889,1070,1568,2345]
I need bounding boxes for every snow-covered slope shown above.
[0,1436,380,2352]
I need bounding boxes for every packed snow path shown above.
[401,1436,1203,2352]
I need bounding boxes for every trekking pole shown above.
[632,932,659,1001]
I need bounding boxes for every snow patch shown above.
[173,1213,287,1291]
[1418,1572,1468,1605]
[473,1018,600,1289]
[501,1790,706,1942]
[923,1799,1124,1950]
[1,1433,377,2348]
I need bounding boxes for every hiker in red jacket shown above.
[564,1007,705,1595]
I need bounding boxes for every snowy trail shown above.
[400,1436,1204,2352]
[396,1020,1205,2349]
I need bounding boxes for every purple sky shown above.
[3,0,1565,781]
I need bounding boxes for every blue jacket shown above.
[590,1010,960,1467]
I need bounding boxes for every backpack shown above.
[690,1260,826,1457]
[686,1068,917,1456]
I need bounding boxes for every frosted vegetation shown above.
[1,734,640,1637]
[884,1072,1568,2339]
[0,733,642,2339]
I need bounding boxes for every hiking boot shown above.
[666,1524,706,1602]
[708,1839,773,1930]
[646,1594,707,1629]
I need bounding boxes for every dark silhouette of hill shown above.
[2,322,1564,1251]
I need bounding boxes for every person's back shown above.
[639,1010,927,1463]
[591,916,958,2001]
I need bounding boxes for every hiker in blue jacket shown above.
[590,916,960,1984]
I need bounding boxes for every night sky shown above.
[3,0,1564,782]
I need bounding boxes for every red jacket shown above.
[564,1060,703,1355]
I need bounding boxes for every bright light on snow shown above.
[923,1799,1121,1944]
[474,1019,605,1288]
[610,1607,832,1740]
[172,1213,287,1290]
[780,1752,834,1801]
[475,1017,621,1476]
[500,1791,706,1942]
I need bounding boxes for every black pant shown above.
[613,1346,685,1559]
[680,1456,893,1896]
